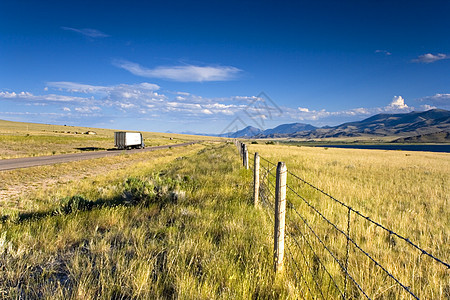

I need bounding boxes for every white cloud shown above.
[6,81,447,132]
[48,82,106,93]
[113,60,241,82]
[375,50,392,56]
[417,93,450,109]
[0,91,32,98]
[287,96,415,122]
[388,95,409,110]
[232,96,259,102]
[118,103,136,109]
[412,53,449,63]
[201,109,213,115]
[4,81,434,130]
[75,106,101,113]
[47,81,160,93]
[138,83,161,90]
[0,112,67,117]
[420,104,437,110]
[349,107,370,115]
[1,84,263,130]
[0,91,88,102]
[61,27,109,38]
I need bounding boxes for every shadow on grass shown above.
[1,177,182,225]
[75,147,107,151]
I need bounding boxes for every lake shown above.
[314,144,450,153]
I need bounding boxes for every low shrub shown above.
[58,195,93,214]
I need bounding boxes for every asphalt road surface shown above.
[0,142,197,171]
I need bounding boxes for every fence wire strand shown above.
[285,229,329,299]
[287,186,418,300]
[286,170,449,270]
[285,217,345,299]
[286,198,371,300]
[285,243,313,299]
[237,143,447,299]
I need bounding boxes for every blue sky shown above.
[1,0,449,133]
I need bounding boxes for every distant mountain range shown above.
[216,122,317,138]
[217,109,450,140]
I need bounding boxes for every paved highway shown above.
[0,142,196,171]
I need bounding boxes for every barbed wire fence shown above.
[234,140,449,299]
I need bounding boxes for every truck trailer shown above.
[114,132,145,150]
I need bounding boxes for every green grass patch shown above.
[0,144,297,299]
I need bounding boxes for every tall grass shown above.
[0,144,296,299]
[0,144,203,215]
[1,142,447,298]
[249,144,449,299]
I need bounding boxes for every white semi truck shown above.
[114,132,145,150]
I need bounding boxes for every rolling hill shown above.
[293,109,450,139]
[224,109,450,139]
[392,131,450,143]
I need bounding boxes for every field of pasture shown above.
[0,133,448,298]
[0,119,222,159]
[0,143,296,298]
[248,143,449,299]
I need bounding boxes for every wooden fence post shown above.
[274,161,287,273]
[243,144,249,169]
[253,153,260,207]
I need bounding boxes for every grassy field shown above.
[0,130,448,298]
[248,143,449,299]
[0,119,224,159]
[0,143,299,299]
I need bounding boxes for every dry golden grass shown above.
[249,143,449,299]
[0,143,297,299]
[1,138,448,299]
[0,119,225,159]
[0,143,205,215]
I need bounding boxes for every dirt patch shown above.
[0,157,154,212]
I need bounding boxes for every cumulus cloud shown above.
[8,80,444,132]
[286,96,415,123]
[2,81,251,119]
[412,53,448,63]
[61,27,109,38]
[417,93,450,109]
[113,60,241,82]
[387,95,409,110]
